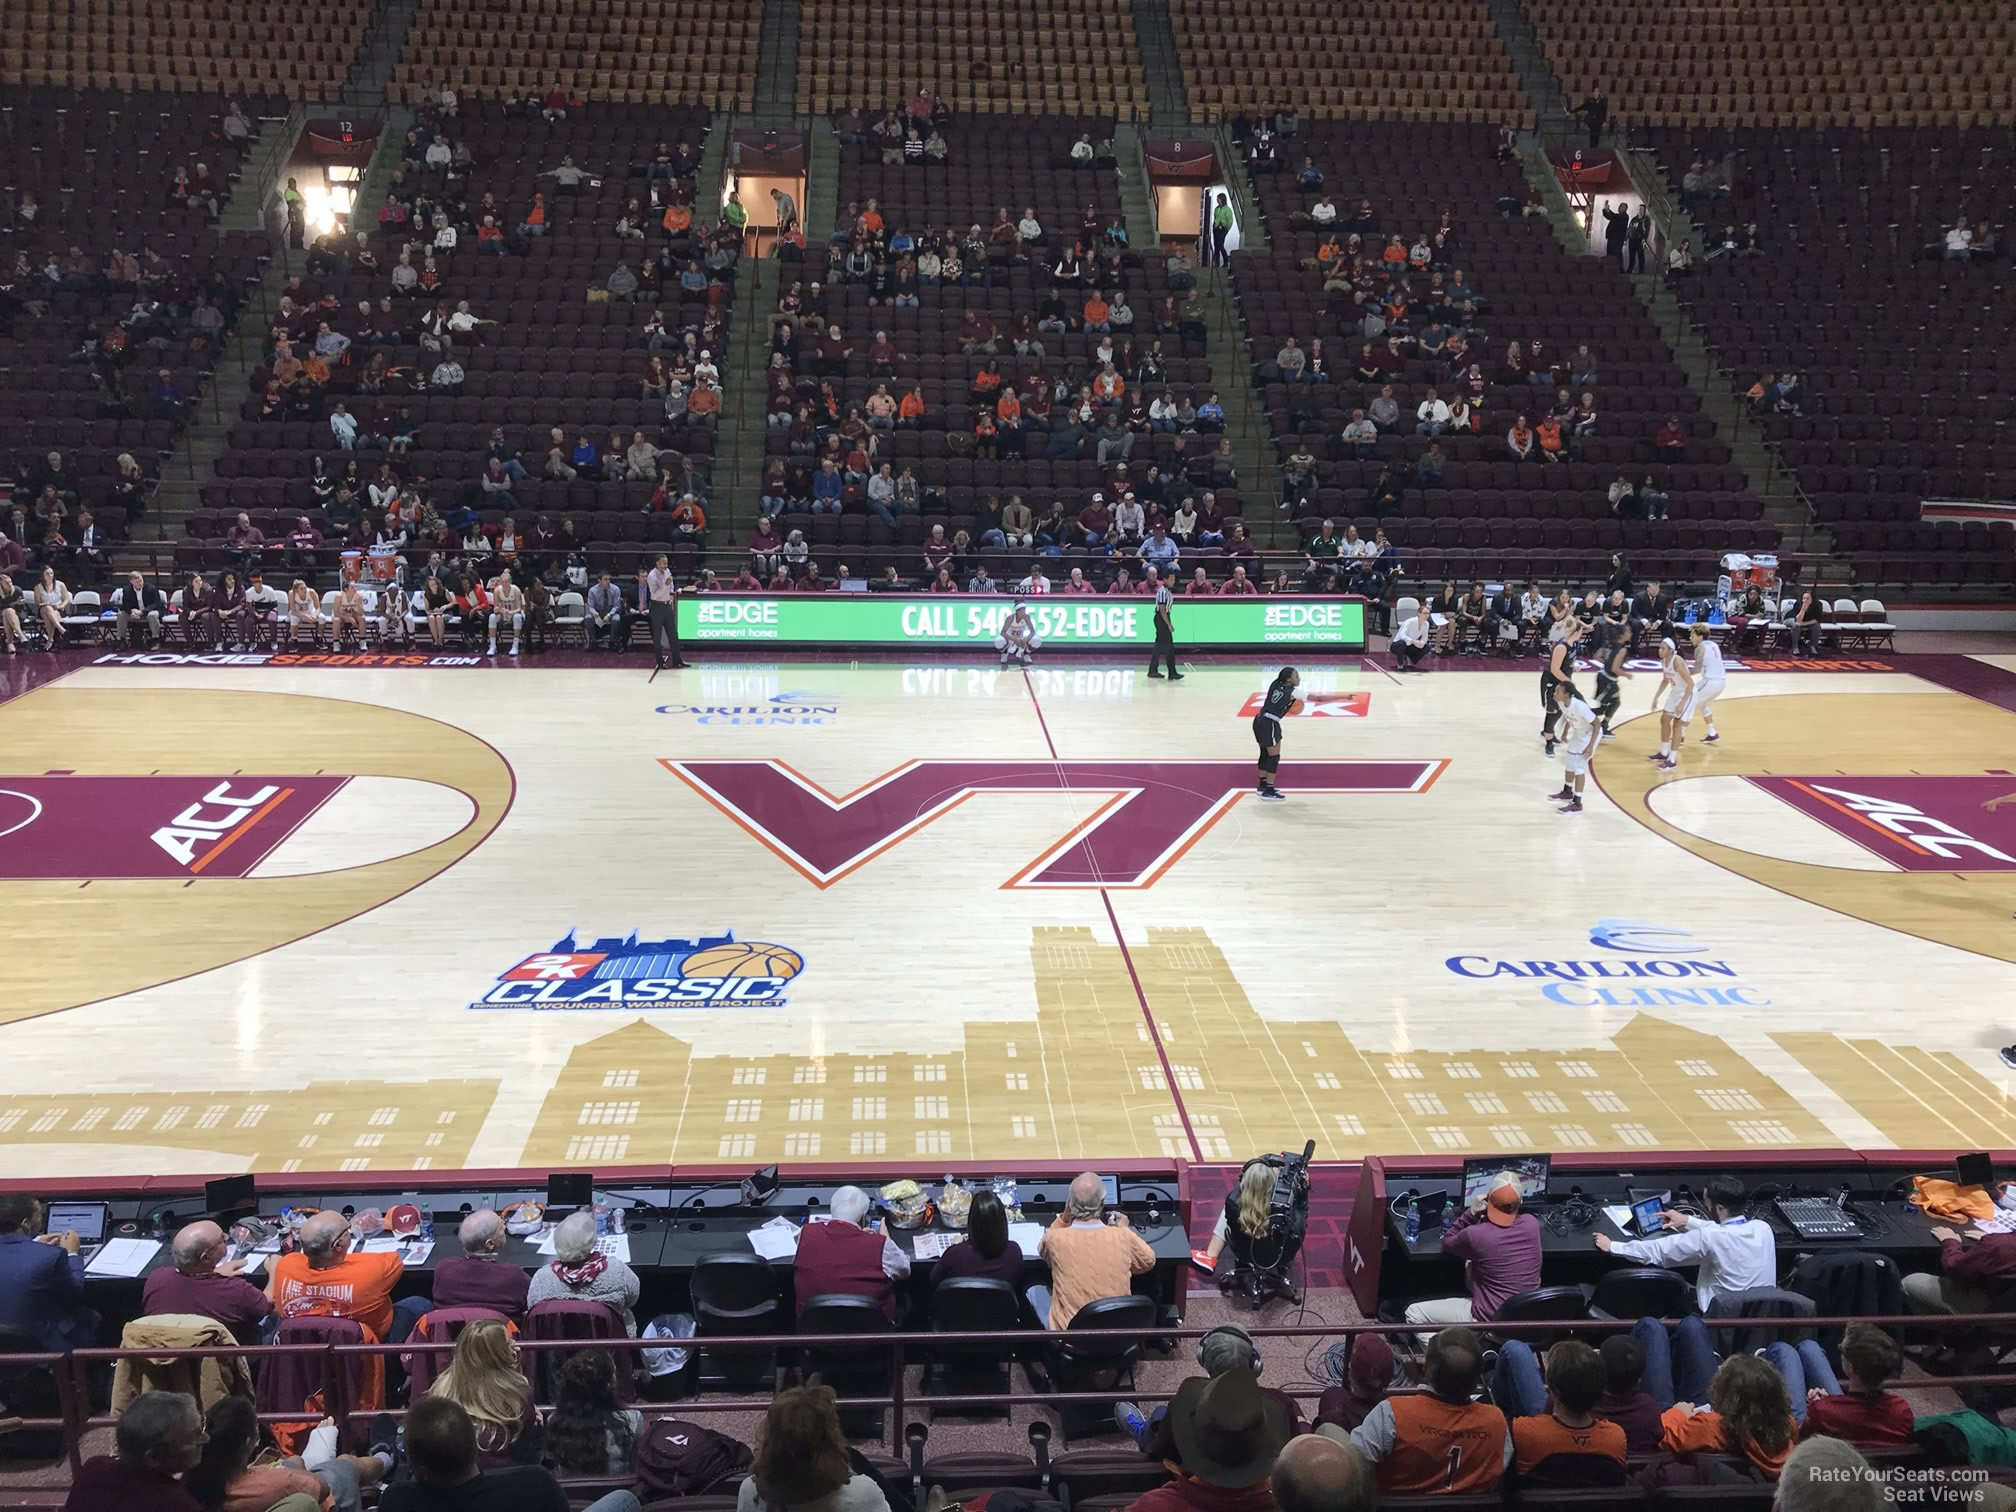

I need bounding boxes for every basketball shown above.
[681,941,806,979]
[1287,699,1305,717]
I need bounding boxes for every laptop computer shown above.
[43,1200,110,1260]
[1628,1195,1668,1238]
[546,1172,593,1214]
[1958,1151,1996,1189]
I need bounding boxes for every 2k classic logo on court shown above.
[474,930,806,1010]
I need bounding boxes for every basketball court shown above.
[4,648,2016,1179]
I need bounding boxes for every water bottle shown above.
[418,1202,435,1242]
[1440,1197,1456,1235]
[1403,1190,1421,1244]
[594,1201,609,1236]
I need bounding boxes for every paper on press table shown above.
[85,1237,161,1278]
[910,1231,965,1261]
[747,1217,801,1260]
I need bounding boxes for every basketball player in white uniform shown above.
[1686,623,1728,743]
[997,604,1041,665]
[488,569,525,656]
[1548,680,1598,814]
[1648,636,1693,770]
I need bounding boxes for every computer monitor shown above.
[1958,1151,1996,1189]
[43,1201,109,1244]
[206,1174,258,1218]
[1461,1154,1551,1208]
[546,1172,593,1210]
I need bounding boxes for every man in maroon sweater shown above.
[793,1185,911,1320]
[63,1390,205,1512]
[141,1222,273,1343]
[1907,1224,2016,1316]
[1403,1173,1542,1328]
[1077,493,1113,548]
[431,1209,531,1323]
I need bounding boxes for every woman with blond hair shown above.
[0,574,24,652]
[286,578,324,645]
[428,1319,539,1469]
[737,1386,885,1512]
[1193,1160,1284,1281]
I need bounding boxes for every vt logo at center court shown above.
[664,758,1446,889]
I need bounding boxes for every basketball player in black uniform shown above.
[1254,666,1298,802]
[1540,634,1576,755]
[1592,620,1632,742]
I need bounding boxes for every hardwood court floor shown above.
[3,653,2015,1177]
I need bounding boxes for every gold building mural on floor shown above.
[522,926,1840,1165]
[0,1081,499,1172]
[3,932,1988,1174]
[1777,1033,2016,1150]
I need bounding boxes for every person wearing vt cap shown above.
[1402,1172,1542,1327]
[1314,1332,1393,1433]
[1115,1322,1307,1462]
[1118,1367,1295,1512]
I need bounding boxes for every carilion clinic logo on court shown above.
[473,930,806,1009]
[655,691,839,725]
[1442,920,1771,1007]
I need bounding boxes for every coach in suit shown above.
[1629,582,1672,645]
[0,1194,100,1353]
[112,570,166,647]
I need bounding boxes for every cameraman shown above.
[1195,1157,1307,1280]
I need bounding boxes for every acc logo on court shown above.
[1748,776,2016,871]
[473,929,806,1010]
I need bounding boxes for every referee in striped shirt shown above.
[1145,566,1182,680]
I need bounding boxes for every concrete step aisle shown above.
[1129,0,1190,128]
[718,255,781,546]
[752,0,802,122]
[801,123,839,251]
[1111,123,1157,252]
[1196,269,1281,546]
[142,119,413,546]
[141,258,298,541]
[343,0,420,106]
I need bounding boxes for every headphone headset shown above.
[1196,1323,1263,1376]
[1542,1192,1597,1237]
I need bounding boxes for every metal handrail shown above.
[21,1306,2016,1468]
